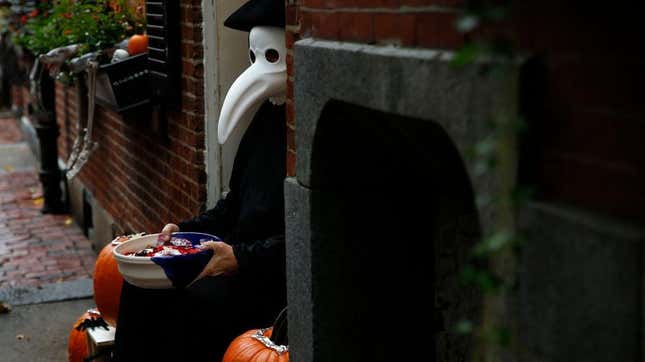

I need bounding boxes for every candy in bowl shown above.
[112,232,220,289]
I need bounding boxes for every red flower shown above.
[108,1,122,12]
[20,15,27,24]
[29,9,39,18]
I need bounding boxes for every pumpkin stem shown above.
[270,306,288,346]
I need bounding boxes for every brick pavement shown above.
[0,117,23,144]
[0,117,96,290]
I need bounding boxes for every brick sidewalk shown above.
[0,118,96,290]
[0,117,23,144]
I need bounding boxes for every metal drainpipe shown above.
[33,72,65,214]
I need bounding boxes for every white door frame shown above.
[202,0,248,207]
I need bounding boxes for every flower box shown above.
[95,53,150,113]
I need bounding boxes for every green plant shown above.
[450,1,530,362]
[15,0,145,56]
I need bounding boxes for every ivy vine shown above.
[450,1,531,361]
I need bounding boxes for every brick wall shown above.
[55,0,206,234]
[10,84,30,114]
[54,82,78,162]
[285,0,644,225]
[511,2,644,225]
[10,85,23,111]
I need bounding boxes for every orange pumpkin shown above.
[223,308,289,362]
[68,309,103,362]
[93,240,124,326]
[127,34,148,55]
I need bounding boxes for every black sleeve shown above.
[176,192,237,240]
[232,234,285,277]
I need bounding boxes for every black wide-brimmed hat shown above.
[224,0,285,32]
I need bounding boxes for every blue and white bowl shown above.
[113,232,220,289]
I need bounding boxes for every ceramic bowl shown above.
[112,232,220,289]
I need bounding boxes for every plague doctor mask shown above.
[217,26,287,144]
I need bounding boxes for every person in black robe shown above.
[115,102,286,362]
[115,1,288,360]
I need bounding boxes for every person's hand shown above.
[159,223,179,243]
[195,241,239,279]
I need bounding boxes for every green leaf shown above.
[460,265,501,293]
[472,231,514,257]
[454,319,473,335]
[494,327,511,346]
[475,138,495,157]
[456,15,479,33]
[451,43,483,67]
[512,186,534,206]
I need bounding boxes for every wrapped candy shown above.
[126,236,215,257]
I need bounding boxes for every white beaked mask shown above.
[217,26,287,144]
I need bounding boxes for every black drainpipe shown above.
[32,71,65,214]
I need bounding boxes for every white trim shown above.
[202,0,248,208]
[202,0,221,208]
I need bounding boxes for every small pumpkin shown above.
[93,238,125,326]
[223,307,289,362]
[68,309,105,362]
[127,33,148,55]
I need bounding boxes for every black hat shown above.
[224,0,285,32]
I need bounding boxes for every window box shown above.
[95,53,150,113]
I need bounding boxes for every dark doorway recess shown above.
[305,100,481,361]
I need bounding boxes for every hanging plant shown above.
[14,0,145,57]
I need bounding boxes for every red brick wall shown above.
[55,0,206,234]
[511,3,644,224]
[55,82,78,162]
[10,85,24,111]
[285,0,644,225]
[10,85,31,114]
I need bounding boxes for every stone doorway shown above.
[285,40,519,361]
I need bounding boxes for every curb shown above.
[0,278,93,306]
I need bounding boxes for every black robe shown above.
[115,101,287,362]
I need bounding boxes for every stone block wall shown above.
[519,202,644,362]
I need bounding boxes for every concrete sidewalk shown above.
[0,115,99,361]
[0,298,95,362]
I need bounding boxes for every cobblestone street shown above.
[0,115,95,295]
